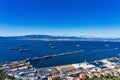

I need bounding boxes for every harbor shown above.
[0,57,120,80]
[1,40,120,80]
[1,0,120,79]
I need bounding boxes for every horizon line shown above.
[0,34,120,39]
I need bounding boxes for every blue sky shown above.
[0,0,120,38]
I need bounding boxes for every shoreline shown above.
[0,57,120,80]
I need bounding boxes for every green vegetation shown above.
[0,70,15,80]
[56,76,120,80]
[0,70,6,79]
[86,76,120,80]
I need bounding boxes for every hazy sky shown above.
[0,0,120,38]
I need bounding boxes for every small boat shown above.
[8,48,17,50]
[92,49,102,52]
[76,45,80,47]
[114,48,119,50]
[105,44,109,47]
[51,46,58,49]
[20,49,31,52]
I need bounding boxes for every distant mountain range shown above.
[0,35,120,42]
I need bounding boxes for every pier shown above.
[30,50,84,61]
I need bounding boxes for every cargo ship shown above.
[20,49,31,52]
[8,48,17,50]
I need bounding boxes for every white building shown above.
[72,62,96,69]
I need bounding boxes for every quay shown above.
[30,50,84,61]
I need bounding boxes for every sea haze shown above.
[0,40,120,68]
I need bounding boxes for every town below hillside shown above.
[0,35,120,42]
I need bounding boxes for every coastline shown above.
[0,57,120,80]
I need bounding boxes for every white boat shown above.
[76,44,80,47]
[114,48,119,50]
[105,44,109,47]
